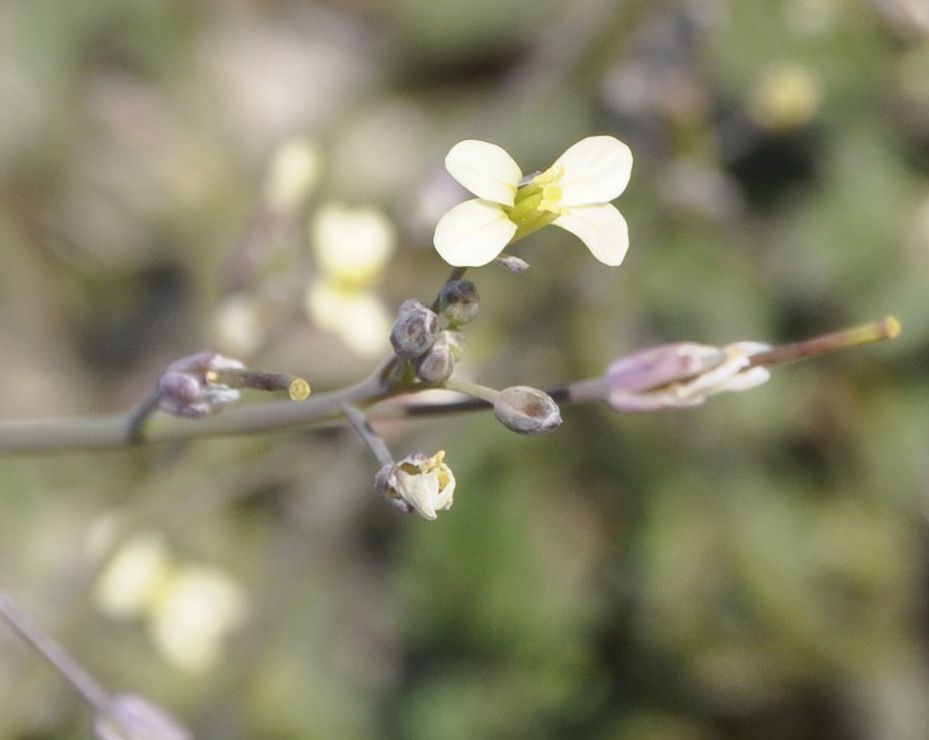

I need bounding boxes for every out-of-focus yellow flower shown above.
[305,280,391,356]
[95,532,170,619]
[748,63,821,132]
[95,533,247,673]
[433,136,633,267]
[209,294,266,357]
[263,136,321,212]
[147,565,247,673]
[311,203,395,287]
[305,203,396,356]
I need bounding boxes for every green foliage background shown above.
[0,1,927,738]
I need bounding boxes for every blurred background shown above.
[1,0,928,738]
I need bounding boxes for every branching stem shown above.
[0,317,900,455]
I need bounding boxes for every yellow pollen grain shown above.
[204,370,219,384]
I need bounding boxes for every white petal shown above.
[445,140,522,206]
[551,136,633,206]
[712,366,771,394]
[552,204,629,266]
[433,199,517,267]
[394,469,440,520]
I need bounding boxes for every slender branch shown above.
[390,316,902,419]
[747,315,901,368]
[0,316,901,454]
[0,588,111,712]
[0,373,387,455]
[443,377,500,403]
[126,390,162,444]
[343,404,394,468]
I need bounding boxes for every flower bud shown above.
[607,343,725,395]
[607,341,772,412]
[413,331,461,383]
[493,386,562,434]
[375,451,456,520]
[157,352,245,418]
[390,299,439,358]
[437,280,479,326]
[94,693,191,740]
[496,255,530,273]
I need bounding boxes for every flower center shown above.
[424,450,451,490]
[503,165,566,244]
[533,164,566,215]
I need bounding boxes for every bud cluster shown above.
[389,280,478,385]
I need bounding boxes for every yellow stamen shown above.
[425,450,446,471]
[532,163,564,187]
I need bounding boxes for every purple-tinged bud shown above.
[494,386,562,434]
[437,280,479,326]
[390,299,439,358]
[413,331,463,384]
[157,352,245,418]
[607,342,772,412]
[94,693,191,740]
[608,343,725,395]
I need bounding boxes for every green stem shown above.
[443,378,501,403]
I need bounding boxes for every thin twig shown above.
[342,404,394,468]
[0,589,111,712]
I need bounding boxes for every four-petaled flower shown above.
[433,136,633,268]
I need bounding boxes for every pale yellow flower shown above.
[379,451,456,521]
[305,280,391,356]
[148,565,247,673]
[434,136,633,267]
[95,533,247,673]
[263,136,321,212]
[306,203,395,356]
[311,203,395,287]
